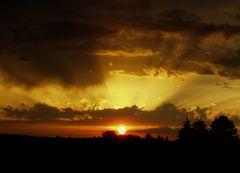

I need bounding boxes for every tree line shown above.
[102,115,239,144]
[178,115,239,144]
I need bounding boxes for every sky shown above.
[1,0,240,138]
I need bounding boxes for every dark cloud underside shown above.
[1,102,210,126]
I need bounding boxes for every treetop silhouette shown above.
[177,115,239,144]
[210,115,239,143]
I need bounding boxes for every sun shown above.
[117,126,127,135]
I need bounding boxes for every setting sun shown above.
[117,126,127,135]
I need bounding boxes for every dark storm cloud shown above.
[133,9,240,79]
[1,102,209,125]
[1,103,141,123]
[2,103,76,121]
[223,12,240,21]
[0,0,117,87]
[1,19,116,86]
[1,0,240,87]
[153,9,240,38]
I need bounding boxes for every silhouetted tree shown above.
[210,115,239,144]
[177,117,196,143]
[121,134,141,143]
[157,135,164,141]
[193,119,208,132]
[145,133,153,140]
[193,119,209,143]
[102,131,117,139]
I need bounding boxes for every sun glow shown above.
[117,126,127,135]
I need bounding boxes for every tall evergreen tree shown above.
[210,115,239,143]
[178,117,196,143]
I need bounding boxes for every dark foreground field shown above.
[1,133,240,169]
[2,115,240,170]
